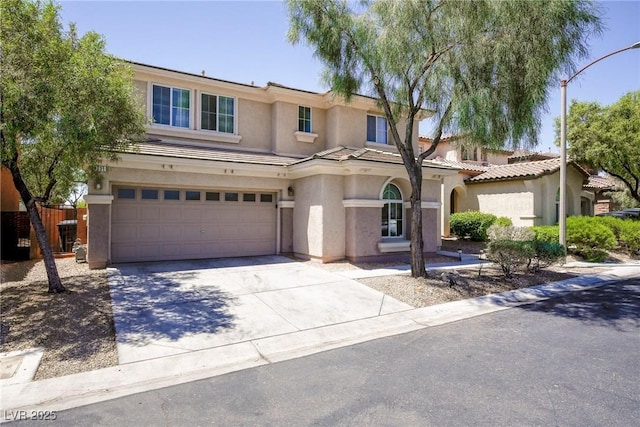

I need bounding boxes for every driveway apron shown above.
[108,256,412,364]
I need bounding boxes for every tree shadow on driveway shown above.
[109,268,237,346]
[515,279,640,332]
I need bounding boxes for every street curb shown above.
[1,267,638,417]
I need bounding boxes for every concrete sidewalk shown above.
[1,260,639,417]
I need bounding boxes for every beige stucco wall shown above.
[103,167,290,195]
[271,101,327,156]
[280,207,294,254]
[422,208,439,252]
[326,106,365,148]
[344,175,388,199]
[345,207,382,259]
[467,181,534,226]
[86,204,110,269]
[292,174,345,261]
[238,98,271,152]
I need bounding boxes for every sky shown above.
[58,0,640,153]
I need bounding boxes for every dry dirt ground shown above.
[1,258,117,380]
[1,240,631,380]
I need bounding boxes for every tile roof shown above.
[427,157,490,173]
[295,146,456,170]
[508,150,560,163]
[584,175,617,190]
[466,158,588,183]
[117,140,298,166]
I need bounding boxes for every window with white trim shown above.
[201,93,235,133]
[367,115,388,144]
[298,106,312,133]
[152,85,190,128]
[382,183,403,237]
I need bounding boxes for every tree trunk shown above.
[7,163,65,293]
[409,173,426,278]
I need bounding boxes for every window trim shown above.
[298,105,312,133]
[199,91,236,134]
[367,114,388,144]
[381,183,404,238]
[151,84,191,129]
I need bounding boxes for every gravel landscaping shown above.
[1,258,117,380]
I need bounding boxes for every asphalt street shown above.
[7,280,639,426]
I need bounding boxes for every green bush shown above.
[494,216,513,227]
[566,216,616,262]
[486,240,535,278]
[531,225,559,243]
[528,241,566,272]
[450,211,498,241]
[619,221,640,255]
[594,216,627,241]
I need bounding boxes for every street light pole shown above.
[558,41,640,248]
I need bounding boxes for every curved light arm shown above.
[567,41,640,84]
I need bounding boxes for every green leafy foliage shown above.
[1,0,147,291]
[287,0,601,277]
[559,91,640,204]
[566,216,616,262]
[531,226,559,243]
[494,217,513,227]
[529,241,566,272]
[618,221,640,255]
[450,211,497,241]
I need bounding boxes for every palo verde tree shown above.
[560,91,640,204]
[1,0,147,292]
[287,0,601,277]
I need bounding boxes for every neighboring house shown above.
[419,137,598,236]
[84,62,457,268]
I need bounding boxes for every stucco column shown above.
[83,195,113,269]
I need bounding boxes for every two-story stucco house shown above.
[83,62,457,268]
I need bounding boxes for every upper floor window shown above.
[201,93,235,133]
[298,106,312,133]
[367,115,387,144]
[152,85,190,128]
[461,146,477,161]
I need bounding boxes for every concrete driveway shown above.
[108,256,412,364]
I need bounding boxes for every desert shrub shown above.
[450,211,497,241]
[566,216,616,262]
[531,225,559,243]
[494,216,513,227]
[487,224,534,242]
[528,241,566,272]
[619,221,640,255]
[486,240,535,279]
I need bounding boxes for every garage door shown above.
[111,186,277,263]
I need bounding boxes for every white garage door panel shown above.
[111,187,276,263]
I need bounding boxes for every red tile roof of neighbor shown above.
[584,175,617,190]
[466,157,589,183]
[427,157,490,173]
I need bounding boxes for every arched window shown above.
[382,183,403,237]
